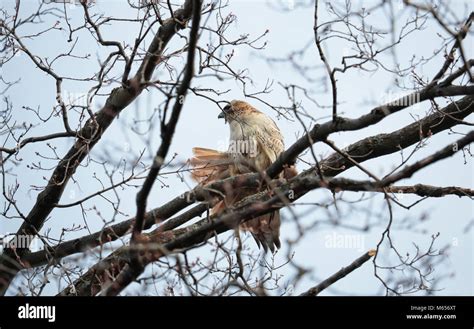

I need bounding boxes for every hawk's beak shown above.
[218,111,228,123]
[219,104,231,123]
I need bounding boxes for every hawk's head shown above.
[218,100,260,124]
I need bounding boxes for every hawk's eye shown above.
[223,104,231,113]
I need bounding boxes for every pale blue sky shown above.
[1,0,472,295]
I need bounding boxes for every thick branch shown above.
[319,95,474,177]
[266,85,473,178]
[382,184,474,198]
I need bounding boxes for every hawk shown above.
[189,100,296,252]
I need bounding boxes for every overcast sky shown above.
[1,0,473,295]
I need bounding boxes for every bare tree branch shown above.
[0,0,195,296]
[300,250,376,296]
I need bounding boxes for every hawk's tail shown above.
[189,147,232,184]
[241,211,281,253]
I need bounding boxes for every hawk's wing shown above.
[251,116,284,171]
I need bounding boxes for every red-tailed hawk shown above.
[189,100,296,252]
